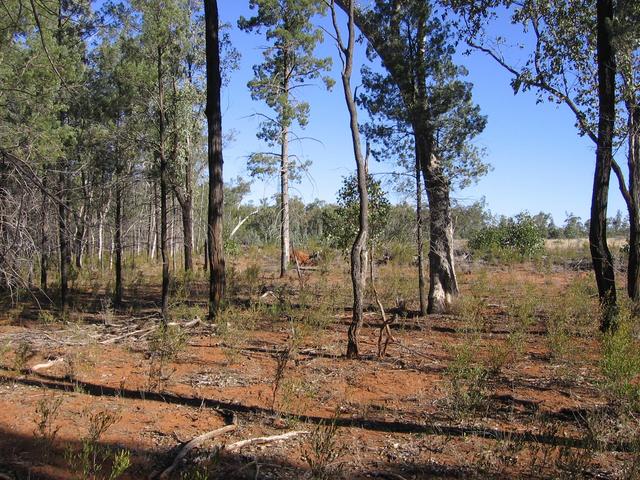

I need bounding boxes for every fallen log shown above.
[159,424,237,479]
[224,430,309,453]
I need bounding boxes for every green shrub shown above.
[601,320,640,408]
[469,214,544,259]
[324,174,390,252]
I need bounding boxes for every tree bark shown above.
[591,0,617,332]
[114,175,123,307]
[204,0,226,318]
[416,129,458,313]
[169,78,195,272]
[56,2,70,312]
[97,196,110,271]
[40,176,48,291]
[180,198,194,271]
[334,0,458,315]
[58,167,70,312]
[158,46,170,321]
[74,170,89,269]
[331,0,369,358]
[415,152,427,315]
[626,101,640,300]
[280,123,290,277]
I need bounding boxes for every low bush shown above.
[469,215,544,260]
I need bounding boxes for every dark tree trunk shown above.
[56,3,70,312]
[203,239,209,272]
[40,176,48,291]
[58,168,71,312]
[158,46,170,321]
[180,198,194,271]
[114,177,123,307]
[591,0,617,332]
[627,103,640,301]
[415,152,427,316]
[204,0,226,318]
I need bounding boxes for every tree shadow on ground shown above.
[0,372,633,454]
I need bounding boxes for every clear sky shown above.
[218,2,628,226]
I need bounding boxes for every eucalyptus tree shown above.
[335,0,486,313]
[239,0,333,277]
[327,0,369,358]
[204,0,226,316]
[448,0,638,328]
[359,39,487,314]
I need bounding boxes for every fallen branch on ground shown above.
[30,357,64,372]
[159,424,237,479]
[100,326,157,345]
[100,318,202,345]
[223,430,309,453]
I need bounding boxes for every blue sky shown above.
[218,2,627,225]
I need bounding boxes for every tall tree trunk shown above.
[146,182,154,260]
[331,0,369,358]
[627,102,640,301]
[114,176,123,307]
[591,0,617,332]
[74,170,89,269]
[415,153,427,315]
[97,197,110,271]
[56,2,70,312]
[416,130,458,313]
[180,198,193,271]
[158,46,170,321]
[204,0,226,318]
[280,123,290,277]
[58,168,70,312]
[40,176,48,291]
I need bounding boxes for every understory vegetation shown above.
[1,240,640,478]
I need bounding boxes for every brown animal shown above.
[289,249,320,266]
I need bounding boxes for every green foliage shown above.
[34,395,63,450]
[303,412,345,480]
[445,340,489,413]
[65,409,130,480]
[324,174,391,251]
[601,319,640,409]
[13,340,34,372]
[240,0,332,182]
[358,0,488,190]
[469,213,545,259]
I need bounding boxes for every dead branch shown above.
[229,209,259,238]
[223,430,309,453]
[30,357,64,372]
[370,247,395,358]
[290,242,305,289]
[100,318,202,345]
[159,424,237,479]
[100,326,157,345]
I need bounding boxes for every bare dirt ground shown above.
[0,254,639,479]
